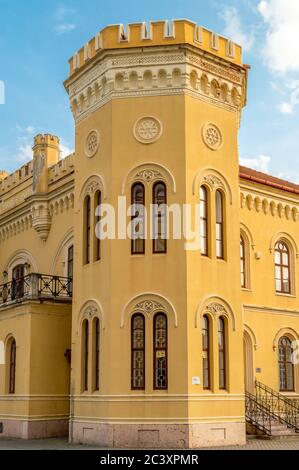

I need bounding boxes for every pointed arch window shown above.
[131,183,145,255]
[84,196,91,264]
[153,182,167,253]
[154,313,168,390]
[200,186,208,256]
[218,317,226,390]
[278,336,294,392]
[275,241,291,294]
[93,318,100,391]
[9,339,16,394]
[202,315,210,389]
[131,314,145,390]
[216,190,224,259]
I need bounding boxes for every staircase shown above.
[245,380,299,438]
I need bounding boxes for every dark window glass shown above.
[9,339,16,394]
[131,183,145,254]
[202,315,210,389]
[200,186,208,256]
[275,241,291,294]
[279,336,294,392]
[154,313,168,390]
[153,182,167,253]
[216,190,224,259]
[218,317,226,389]
[131,314,145,390]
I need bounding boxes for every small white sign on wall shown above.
[192,376,200,385]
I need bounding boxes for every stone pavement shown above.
[1,436,299,450]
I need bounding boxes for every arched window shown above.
[216,190,224,259]
[153,182,167,253]
[279,336,294,391]
[12,264,24,300]
[93,318,100,391]
[131,183,145,255]
[202,315,210,389]
[94,191,101,261]
[275,241,291,294]
[82,320,89,391]
[154,313,168,390]
[67,245,74,295]
[218,317,226,389]
[240,236,246,288]
[131,314,145,390]
[200,186,208,256]
[84,196,91,264]
[9,338,16,394]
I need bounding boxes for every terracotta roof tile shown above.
[239,165,299,195]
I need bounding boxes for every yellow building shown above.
[0,19,299,448]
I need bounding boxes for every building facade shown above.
[0,19,299,448]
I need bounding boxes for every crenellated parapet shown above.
[67,19,242,78]
[65,20,248,125]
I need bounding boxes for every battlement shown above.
[68,19,243,77]
[0,171,8,181]
[0,161,33,195]
[33,134,60,149]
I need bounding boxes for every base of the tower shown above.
[70,421,246,449]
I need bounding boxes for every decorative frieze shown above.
[240,191,299,221]
[66,45,244,124]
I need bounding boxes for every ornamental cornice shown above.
[66,45,244,124]
[240,190,299,221]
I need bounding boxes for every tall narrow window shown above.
[240,236,246,288]
[94,318,100,391]
[95,191,101,261]
[154,313,168,390]
[153,182,167,253]
[275,241,291,294]
[67,245,74,295]
[279,336,294,392]
[131,183,145,255]
[131,314,145,390]
[84,196,91,264]
[218,317,226,390]
[200,186,208,256]
[9,339,16,394]
[12,264,24,300]
[216,190,224,259]
[202,315,210,389]
[82,320,89,391]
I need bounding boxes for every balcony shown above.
[0,273,72,308]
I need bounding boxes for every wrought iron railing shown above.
[255,380,299,432]
[0,273,72,306]
[245,391,273,436]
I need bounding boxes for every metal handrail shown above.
[245,391,273,436]
[255,380,299,432]
[0,273,72,306]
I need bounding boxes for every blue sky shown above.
[0,0,299,181]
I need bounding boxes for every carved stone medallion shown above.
[202,123,222,151]
[85,130,100,157]
[134,117,163,144]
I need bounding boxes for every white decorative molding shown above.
[195,295,236,330]
[78,299,105,329]
[203,175,224,189]
[121,292,178,328]
[133,117,163,144]
[65,45,245,124]
[202,123,223,151]
[122,162,176,195]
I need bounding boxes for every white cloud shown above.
[279,102,293,114]
[278,80,299,114]
[54,5,76,34]
[54,23,76,35]
[240,155,271,173]
[16,143,32,163]
[59,139,74,159]
[258,0,299,74]
[221,6,255,51]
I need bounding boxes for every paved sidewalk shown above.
[1,436,299,450]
